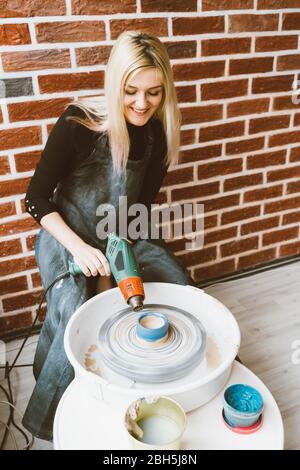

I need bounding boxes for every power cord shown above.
[0,269,70,450]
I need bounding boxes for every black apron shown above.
[22,119,196,441]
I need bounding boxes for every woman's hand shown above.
[70,242,111,277]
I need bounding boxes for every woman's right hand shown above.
[71,242,111,277]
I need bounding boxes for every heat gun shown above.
[68,233,145,311]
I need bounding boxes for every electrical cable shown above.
[0,269,70,450]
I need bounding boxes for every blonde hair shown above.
[66,31,181,174]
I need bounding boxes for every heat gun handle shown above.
[68,260,84,276]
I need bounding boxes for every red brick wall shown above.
[1,1,300,334]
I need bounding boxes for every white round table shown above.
[53,361,284,450]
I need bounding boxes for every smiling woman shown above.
[22,30,196,442]
[124,68,164,125]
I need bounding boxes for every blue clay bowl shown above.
[136,312,169,342]
[223,384,264,428]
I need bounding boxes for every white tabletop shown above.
[53,361,284,450]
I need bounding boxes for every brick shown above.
[277,54,300,72]
[241,216,279,235]
[0,238,22,257]
[264,195,300,213]
[0,156,10,175]
[36,21,105,43]
[8,98,71,122]
[164,40,197,59]
[176,85,197,103]
[273,95,300,111]
[280,240,300,257]
[290,147,300,162]
[202,194,240,213]
[0,23,31,46]
[0,176,31,198]
[199,121,245,142]
[179,144,221,164]
[32,271,42,288]
[110,19,168,40]
[173,61,224,82]
[255,35,298,52]
[171,181,219,201]
[0,312,33,335]
[249,114,290,134]
[226,137,264,155]
[227,98,269,118]
[247,149,286,169]
[0,256,36,276]
[181,104,222,125]
[221,205,261,224]
[230,57,273,75]
[282,13,300,30]
[229,14,278,33]
[203,0,253,9]
[263,226,299,246]
[173,16,224,36]
[180,129,195,146]
[0,276,28,295]
[294,113,300,127]
[2,49,71,72]
[14,150,41,173]
[198,158,242,179]
[38,71,104,93]
[267,165,300,182]
[202,37,251,56]
[205,226,237,245]
[202,79,248,101]
[252,75,294,94]
[178,246,217,267]
[283,210,300,224]
[76,45,112,66]
[3,289,43,312]
[287,180,300,194]
[194,259,236,283]
[0,126,42,151]
[0,201,16,218]
[238,248,276,270]
[72,0,135,14]
[0,217,38,237]
[162,167,194,187]
[258,0,300,8]
[141,0,197,11]
[0,1,66,18]
[224,173,263,191]
[221,236,259,257]
[244,184,283,202]
[269,130,300,147]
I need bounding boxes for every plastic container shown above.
[124,396,186,450]
[223,384,264,428]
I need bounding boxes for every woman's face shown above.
[124,67,164,126]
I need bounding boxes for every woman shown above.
[22,31,196,441]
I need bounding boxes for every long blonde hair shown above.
[66,31,181,174]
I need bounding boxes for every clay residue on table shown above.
[84,343,101,376]
[205,336,222,369]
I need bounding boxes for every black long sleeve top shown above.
[25,104,168,225]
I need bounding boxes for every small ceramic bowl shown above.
[223,384,264,428]
[136,312,169,342]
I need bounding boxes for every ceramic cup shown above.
[124,396,187,450]
[223,383,264,428]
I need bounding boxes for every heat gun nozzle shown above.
[128,295,144,312]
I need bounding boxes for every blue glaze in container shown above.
[223,384,264,428]
[136,312,169,342]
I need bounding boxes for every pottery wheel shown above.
[97,304,207,383]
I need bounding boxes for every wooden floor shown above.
[0,261,299,450]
